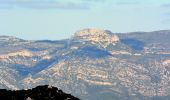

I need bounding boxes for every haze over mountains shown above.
[0,28,170,100]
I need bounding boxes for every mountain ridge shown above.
[1,29,170,41]
[0,29,170,100]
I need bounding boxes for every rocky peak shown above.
[74,28,119,47]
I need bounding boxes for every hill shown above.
[0,85,80,100]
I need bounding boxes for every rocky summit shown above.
[74,28,119,48]
[0,29,170,100]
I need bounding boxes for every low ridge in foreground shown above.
[0,85,80,100]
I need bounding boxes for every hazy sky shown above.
[0,0,170,40]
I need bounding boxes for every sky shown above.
[0,0,170,40]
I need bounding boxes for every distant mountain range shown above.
[0,28,170,100]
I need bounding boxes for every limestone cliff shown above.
[74,28,119,48]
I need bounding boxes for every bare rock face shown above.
[74,28,119,47]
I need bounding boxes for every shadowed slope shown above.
[0,85,80,100]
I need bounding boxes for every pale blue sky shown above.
[0,0,170,40]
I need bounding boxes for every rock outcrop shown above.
[74,28,119,47]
